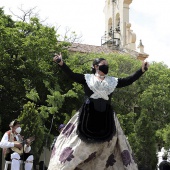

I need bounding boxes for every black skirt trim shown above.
[76,99,116,143]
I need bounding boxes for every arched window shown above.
[115,13,120,32]
[108,18,112,36]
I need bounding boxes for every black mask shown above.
[98,65,109,74]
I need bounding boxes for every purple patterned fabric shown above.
[84,152,97,163]
[59,147,74,163]
[121,150,132,167]
[62,123,75,137]
[106,153,116,168]
[48,113,138,170]
[51,147,56,159]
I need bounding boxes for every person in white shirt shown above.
[0,119,34,170]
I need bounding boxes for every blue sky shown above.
[1,0,170,67]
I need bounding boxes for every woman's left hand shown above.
[142,61,149,72]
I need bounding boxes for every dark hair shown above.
[91,58,106,74]
[162,154,168,160]
[9,119,20,127]
[58,124,65,131]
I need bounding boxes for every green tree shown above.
[134,110,157,170]
[19,102,45,167]
[0,7,71,167]
[138,62,170,129]
[156,124,170,150]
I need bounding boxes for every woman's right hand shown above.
[142,61,149,72]
[53,52,63,66]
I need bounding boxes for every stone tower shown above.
[102,0,138,51]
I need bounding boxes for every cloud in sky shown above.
[1,0,170,67]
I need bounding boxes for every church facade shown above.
[70,0,149,61]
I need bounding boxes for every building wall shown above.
[103,0,136,50]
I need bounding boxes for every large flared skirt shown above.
[48,112,138,170]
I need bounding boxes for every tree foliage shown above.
[133,110,157,170]
[0,7,70,164]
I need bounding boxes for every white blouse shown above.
[84,74,118,100]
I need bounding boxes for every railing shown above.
[101,31,120,50]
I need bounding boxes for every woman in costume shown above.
[48,53,148,170]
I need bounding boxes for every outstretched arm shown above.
[116,61,149,88]
[53,53,85,84]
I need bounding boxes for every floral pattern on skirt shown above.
[48,112,138,170]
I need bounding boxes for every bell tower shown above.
[102,0,136,50]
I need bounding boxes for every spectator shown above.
[159,154,170,170]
